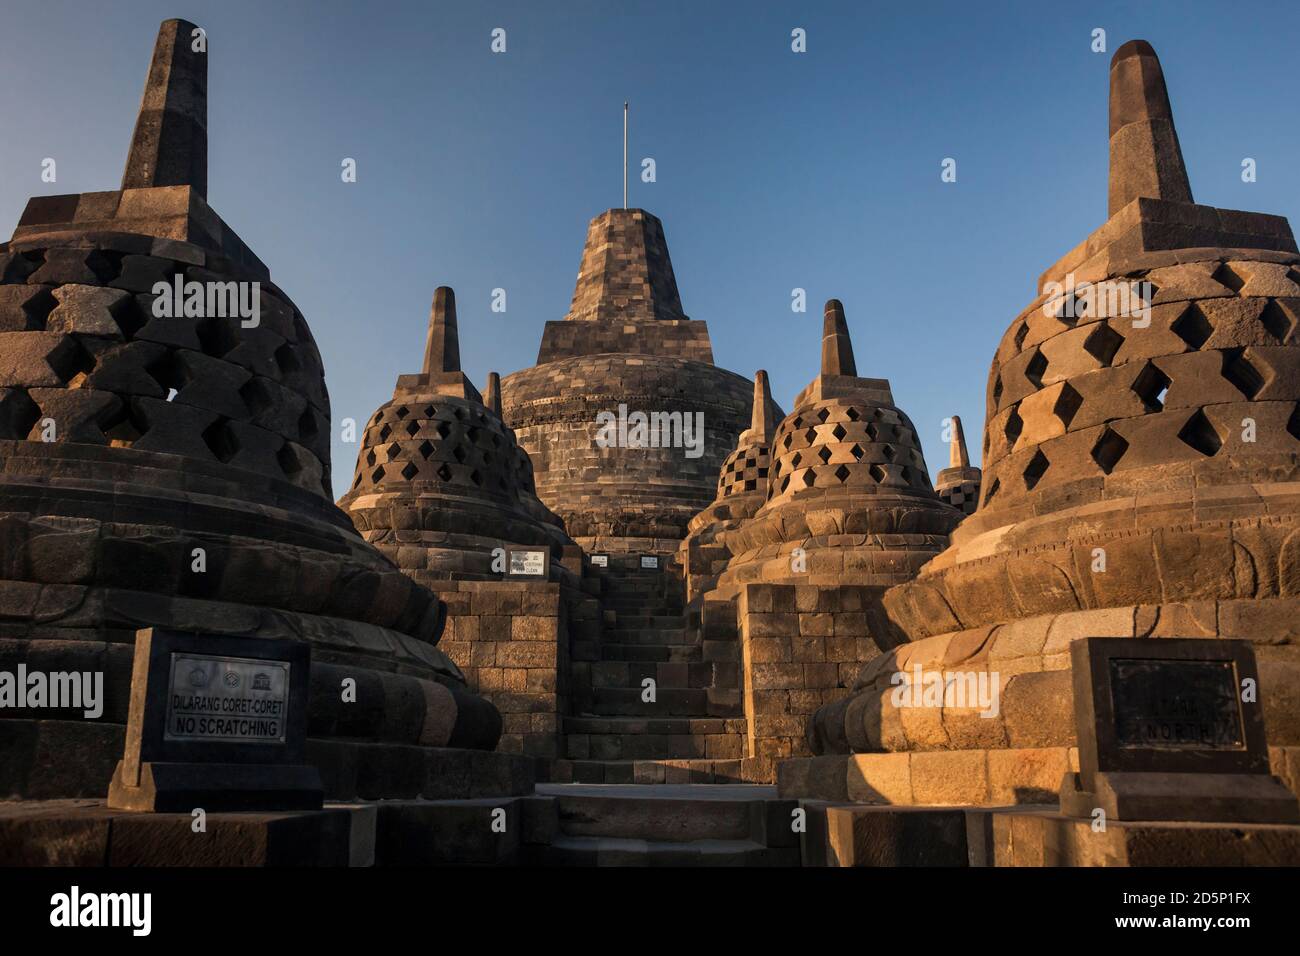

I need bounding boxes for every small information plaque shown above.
[590,554,608,568]
[640,555,659,570]
[165,654,291,744]
[507,548,548,577]
[108,628,321,813]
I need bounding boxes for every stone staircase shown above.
[526,784,800,866]
[560,558,747,784]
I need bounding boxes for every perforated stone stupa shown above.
[807,39,1300,805]
[0,19,517,802]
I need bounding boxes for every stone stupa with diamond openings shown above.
[338,286,572,581]
[808,40,1300,808]
[0,19,517,803]
[933,415,982,515]
[715,299,962,592]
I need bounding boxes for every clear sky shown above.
[2,0,1298,499]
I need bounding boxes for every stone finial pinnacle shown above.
[751,370,775,443]
[1108,39,1193,216]
[122,18,208,197]
[422,287,461,376]
[949,415,970,469]
[821,299,857,377]
[486,372,502,416]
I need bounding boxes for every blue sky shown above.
[2,0,1298,498]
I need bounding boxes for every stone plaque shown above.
[107,628,322,812]
[507,548,548,577]
[590,554,609,568]
[1058,637,1297,824]
[165,654,292,744]
[1110,658,1243,751]
[640,555,659,569]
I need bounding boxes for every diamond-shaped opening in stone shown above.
[202,419,240,463]
[196,316,240,358]
[992,374,1004,406]
[845,406,860,422]
[1288,403,1300,443]
[45,337,96,386]
[1212,262,1246,293]
[817,446,832,464]
[365,449,376,467]
[1014,323,1029,351]
[1058,290,1084,326]
[782,432,793,450]
[298,408,319,442]
[1053,382,1084,430]
[865,422,879,441]
[400,461,419,481]
[1131,361,1171,412]
[453,406,466,420]
[469,469,482,486]
[405,420,419,437]
[1171,302,1213,350]
[881,444,896,461]
[417,440,433,459]
[482,450,493,466]
[1090,427,1129,474]
[1004,408,1024,448]
[831,423,847,441]
[436,421,452,439]
[436,463,453,481]
[1022,449,1049,490]
[99,399,147,448]
[1222,348,1265,399]
[801,470,816,487]
[791,417,803,429]
[144,352,191,400]
[423,405,435,417]
[453,445,467,463]
[1083,323,1125,367]
[378,423,392,442]
[816,408,830,423]
[790,451,803,468]
[386,441,401,460]
[982,476,1000,506]
[1024,350,1048,389]
[803,427,817,443]
[239,377,276,415]
[273,342,301,377]
[1177,409,1222,457]
[395,406,409,419]
[868,463,887,483]
[849,443,864,461]
[778,476,790,495]
[370,465,385,483]
[1260,300,1293,343]
[274,444,303,476]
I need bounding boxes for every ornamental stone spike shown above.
[949,415,971,469]
[422,286,461,376]
[486,372,502,416]
[751,370,775,443]
[1108,39,1193,217]
[122,18,208,197]
[821,299,857,377]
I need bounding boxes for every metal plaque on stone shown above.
[590,554,609,568]
[640,555,659,569]
[507,548,549,578]
[1059,637,1298,823]
[108,628,322,812]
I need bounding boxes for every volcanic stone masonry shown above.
[799,40,1300,828]
[0,18,528,811]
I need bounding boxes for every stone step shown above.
[563,716,745,736]
[589,661,715,691]
[566,731,744,761]
[550,787,765,840]
[604,627,692,644]
[607,614,685,628]
[554,759,753,784]
[533,835,797,867]
[597,643,702,663]
[591,687,707,716]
